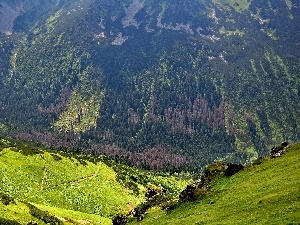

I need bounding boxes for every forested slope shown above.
[0,0,299,171]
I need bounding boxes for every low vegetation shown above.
[1,138,299,224]
[0,138,189,224]
[128,143,300,224]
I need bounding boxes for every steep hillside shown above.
[0,0,299,171]
[128,143,300,225]
[0,138,189,224]
[0,195,111,225]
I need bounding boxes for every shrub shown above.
[224,163,244,176]
[179,161,228,203]
[112,215,127,225]
[198,161,227,189]
[26,222,38,225]
[0,218,21,225]
[145,186,166,199]
[0,192,16,205]
[133,193,169,221]
[145,187,158,199]
[179,184,196,202]
[270,142,289,158]
[50,153,62,161]
[161,200,177,214]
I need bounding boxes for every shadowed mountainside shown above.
[0,0,299,171]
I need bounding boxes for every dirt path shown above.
[40,166,47,191]
[44,167,100,190]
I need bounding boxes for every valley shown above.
[0,0,299,224]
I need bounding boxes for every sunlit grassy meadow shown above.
[0,139,188,224]
[129,144,300,225]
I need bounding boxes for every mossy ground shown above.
[128,144,300,225]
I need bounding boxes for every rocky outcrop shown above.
[270,142,289,158]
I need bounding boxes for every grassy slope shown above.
[0,198,110,225]
[129,143,300,225]
[0,148,138,216]
[0,139,188,224]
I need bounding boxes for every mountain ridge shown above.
[0,0,299,171]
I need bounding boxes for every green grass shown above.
[0,138,188,224]
[128,143,300,225]
[32,203,111,224]
[0,197,111,225]
[0,147,138,217]
[1,199,44,225]
[4,139,299,224]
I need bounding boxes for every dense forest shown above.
[0,0,299,172]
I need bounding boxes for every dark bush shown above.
[0,218,21,225]
[198,161,227,189]
[179,184,196,202]
[20,147,43,156]
[133,203,149,222]
[224,163,244,176]
[281,141,289,147]
[161,200,178,214]
[133,194,168,221]
[0,192,16,205]
[112,215,127,225]
[179,161,228,203]
[50,153,62,161]
[26,222,38,225]
[9,145,43,156]
[145,187,158,199]
[270,142,289,158]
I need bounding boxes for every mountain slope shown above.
[0,0,299,171]
[0,196,111,225]
[0,138,189,224]
[128,143,300,224]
